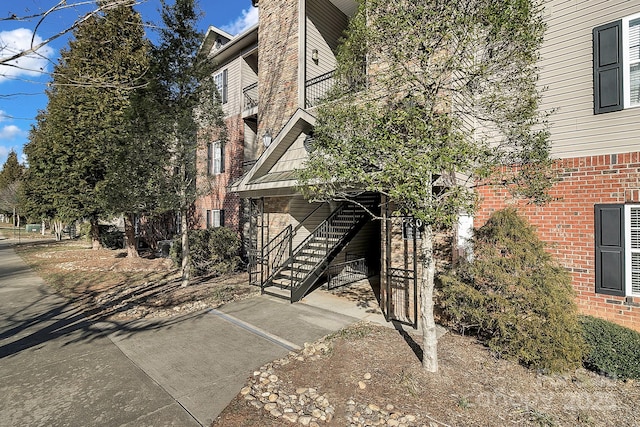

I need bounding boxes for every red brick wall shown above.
[196,114,245,234]
[476,152,640,331]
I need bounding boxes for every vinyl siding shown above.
[269,132,309,173]
[541,0,640,158]
[305,0,348,84]
[219,57,242,118]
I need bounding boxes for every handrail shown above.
[292,201,348,255]
[261,225,292,286]
[289,199,373,291]
[263,225,291,258]
[293,202,326,234]
[243,81,258,111]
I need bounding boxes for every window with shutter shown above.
[593,13,640,113]
[625,205,640,296]
[209,141,223,175]
[624,15,640,107]
[214,69,228,104]
[595,204,625,296]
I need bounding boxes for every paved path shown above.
[0,237,365,426]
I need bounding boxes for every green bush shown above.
[171,227,241,277]
[438,208,585,373]
[580,315,640,379]
[78,222,123,249]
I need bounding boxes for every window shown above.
[206,209,225,228]
[593,14,640,113]
[207,141,224,175]
[595,204,640,297]
[213,69,228,104]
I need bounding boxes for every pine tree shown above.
[24,0,151,249]
[0,150,25,226]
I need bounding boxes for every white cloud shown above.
[0,28,55,83]
[0,110,7,122]
[221,7,259,36]
[0,125,26,140]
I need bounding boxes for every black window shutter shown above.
[220,209,225,227]
[595,204,625,296]
[222,69,228,104]
[207,143,212,175]
[220,142,225,173]
[593,20,623,114]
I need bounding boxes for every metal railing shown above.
[288,200,372,291]
[327,257,369,290]
[261,225,292,290]
[243,82,258,112]
[305,67,367,108]
[305,70,335,108]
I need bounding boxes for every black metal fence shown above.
[327,256,370,290]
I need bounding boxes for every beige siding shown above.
[219,57,243,118]
[270,132,309,173]
[541,0,640,158]
[305,0,349,101]
[244,121,259,164]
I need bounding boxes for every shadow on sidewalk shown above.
[0,241,212,359]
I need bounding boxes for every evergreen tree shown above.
[151,0,226,286]
[24,0,151,249]
[0,150,25,226]
[298,0,553,372]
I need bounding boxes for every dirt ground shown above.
[14,239,257,322]
[12,238,640,427]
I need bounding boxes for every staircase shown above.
[262,194,378,302]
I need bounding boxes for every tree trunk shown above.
[124,213,139,258]
[53,220,64,241]
[420,224,438,372]
[90,216,102,250]
[41,219,46,236]
[180,209,191,287]
[12,207,16,228]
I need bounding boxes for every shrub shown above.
[438,208,585,372]
[78,222,123,249]
[171,227,241,277]
[580,315,640,379]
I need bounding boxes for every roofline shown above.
[199,23,258,62]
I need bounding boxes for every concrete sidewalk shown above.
[0,238,372,426]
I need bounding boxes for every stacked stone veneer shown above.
[476,152,640,332]
[258,0,301,143]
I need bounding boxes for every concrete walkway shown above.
[0,237,375,426]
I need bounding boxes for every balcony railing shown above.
[305,68,367,108]
[243,82,258,112]
[305,70,335,108]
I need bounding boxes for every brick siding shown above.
[476,152,640,331]
[196,114,245,233]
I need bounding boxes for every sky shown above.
[0,0,258,166]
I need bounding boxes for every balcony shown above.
[305,70,335,108]
[242,82,258,117]
[305,69,366,109]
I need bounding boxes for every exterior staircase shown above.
[262,194,378,302]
